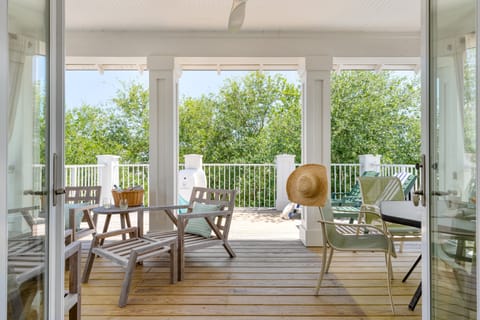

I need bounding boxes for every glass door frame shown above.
[0,0,65,318]
[422,0,480,318]
[421,1,431,318]
[49,0,66,318]
[0,0,9,316]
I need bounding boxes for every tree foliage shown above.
[330,71,421,164]
[64,71,420,166]
[179,72,302,163]
[65,82,149,164]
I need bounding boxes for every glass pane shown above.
[7,0,49,318]
[429,0,477,318]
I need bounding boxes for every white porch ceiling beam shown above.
[65,56,421,72]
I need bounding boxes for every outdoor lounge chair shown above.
[287,164,396,313]
[145,187,237,281]
[81,208,178,307]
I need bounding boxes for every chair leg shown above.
[170,242,178,284]
[81,239,97,283]
[385,253,395,314]
[223,241,236,258]
[315,244,330,295]
[325,246,334,273]
[119,251,138,308]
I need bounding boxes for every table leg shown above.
[408,281,422,311]
[120,214,126,240]
[123,213,135,239]
[100,214,112,245]
[403,254,422,282]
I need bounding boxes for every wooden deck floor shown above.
[79,237,422,319]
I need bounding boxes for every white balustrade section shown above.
[30,161,418,208]
[65,164,103,187]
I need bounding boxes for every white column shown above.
[96,155,120,203]
[299,56,332,247]
[275,154,296,211]
[148,56,177,231]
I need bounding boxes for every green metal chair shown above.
[286,164,396,313]
[331,170,380,207]
[358,176,421,252]
[317,205,396,313]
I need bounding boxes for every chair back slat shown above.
[359,176,404,206]
[65,186,101,205]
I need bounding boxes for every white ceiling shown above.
[66,0,421,33]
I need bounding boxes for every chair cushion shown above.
[184,202,222,238]
[64,204,85,230]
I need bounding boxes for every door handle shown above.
[55,188,66,195]
[413,154,426,207]
[52,153,65,206]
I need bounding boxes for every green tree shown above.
[178,95,217,159]
[330,71,421,164]
[179,72,302,163]
[65,81,149,164]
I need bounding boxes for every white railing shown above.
[65,164,103,187]
[55,162,416,208]
[330,163,417,201]
[200,163,276,208]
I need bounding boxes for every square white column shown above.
[299,56,332,246]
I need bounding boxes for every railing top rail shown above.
[118,163,149,167]
[65,164,105,168]
[201,163,276,167]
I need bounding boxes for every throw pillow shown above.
[183,202,222,238]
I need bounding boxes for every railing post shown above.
[359,154,382,175]
[275,154,296,211]
[96,155,120,203]
[178,154,207,203]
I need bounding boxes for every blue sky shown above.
[65,70,300,109]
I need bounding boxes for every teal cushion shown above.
[183,202,222,238]
[64,204,85,230]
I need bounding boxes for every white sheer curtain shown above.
[8,33,30,141]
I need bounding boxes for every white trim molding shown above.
[0,0,9,317]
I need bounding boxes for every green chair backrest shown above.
[359,176,405,206]
[345,170,380,199]
[394,172,417,197]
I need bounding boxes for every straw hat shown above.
[286,164,328,207]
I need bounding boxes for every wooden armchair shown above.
[65,186,101,241]
[145,187,237,281]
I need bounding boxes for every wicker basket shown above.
[111,189,144,207]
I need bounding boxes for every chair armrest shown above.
[146,204,190,211]
[177,210,230,220]
[319,219,389,236]
[64,241,81,259]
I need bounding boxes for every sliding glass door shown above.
[3,0,64,318]
[427,0,477,318]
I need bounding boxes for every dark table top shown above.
[379,201,424,228]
